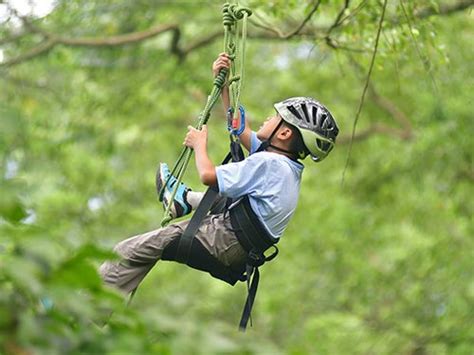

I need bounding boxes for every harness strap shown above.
[175,138,279,332]
[239,264,260,330]
[175,186,219,264]
[175,153,232,264]
[229,196,278,251]
[228,196,278,331]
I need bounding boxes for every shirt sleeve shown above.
[250,131,262,154]
[215,154,267,198]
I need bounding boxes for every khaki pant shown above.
[99,213,247,294]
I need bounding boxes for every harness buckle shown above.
[247,249,265,268]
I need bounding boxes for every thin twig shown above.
[348,54,412,135]
[249,13,284,37]
[249,0,322,39]
[0,39,56,67]
[284,0,322,39]
[326,0,351,35]
[325,37,369,52]
[183,29,222,56]
[405,0,473,22]
[338,0,368,26]
[341,0,388,187]
[0,31,28,46]
[399,0,439,95]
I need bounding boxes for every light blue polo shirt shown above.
[215,132,304,238]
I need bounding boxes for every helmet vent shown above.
[287,105,303,121]
[321,115,329,131]
[316,138,330,151]
[316,139,323,150]
[312,106,318,126]
[301,104,310,124]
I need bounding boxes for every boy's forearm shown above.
[194,146,217,186]
[221,85,230,111]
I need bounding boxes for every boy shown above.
[99,53,339,326]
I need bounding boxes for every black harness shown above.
[162,139,279,331]
[228,195,279,329]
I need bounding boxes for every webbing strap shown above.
[175,187,219,264]
[239,265,259,330]
[228,197,278,331]
[175,153,232,264]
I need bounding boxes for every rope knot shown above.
[214,68,228,88]
[222,3,234,27]
[234,6,252,19]
[228,75,241,85]
[227,42,236,54]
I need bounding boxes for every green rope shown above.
[160,2,252,227]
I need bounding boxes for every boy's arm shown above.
[184,125,217,186]
[213,53,252,152]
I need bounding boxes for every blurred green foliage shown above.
[0,0,473,353]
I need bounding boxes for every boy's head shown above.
[272,97,339,162]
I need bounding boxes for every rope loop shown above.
[228,75,241,85]
[233,6,252,19]
[226,4,252,20]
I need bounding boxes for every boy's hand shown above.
[212,52,231,77]
[184,125,208,150]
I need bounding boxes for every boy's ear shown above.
[277,126,293,141]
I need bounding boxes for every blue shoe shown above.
[156,163,192,219]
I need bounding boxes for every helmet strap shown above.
[256,119,299,161]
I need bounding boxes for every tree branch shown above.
[401,0,439,94]
[338,123,410,144]
[249,14,285,37]
[415,0,474,19]
[342,0,388,185]
[182,30,222,56]
[56,24,178,46]
[337,0,368,26]
[368,85,413,139]
[1,0,471,68]
[326,0,351,36]
[343,57,413,142]
[248,0,322,39]
[284,0,322,39]
[0,31,28,46]
[0,24,180,67]
[1,39,55,67]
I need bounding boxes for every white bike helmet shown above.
[274,97,339,162]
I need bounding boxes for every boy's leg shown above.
[99,213,247,294]
[99,220,188,294]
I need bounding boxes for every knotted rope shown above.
[160,2,252,226]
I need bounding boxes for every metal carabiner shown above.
[227,105,246,136]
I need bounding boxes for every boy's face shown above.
[256,115,282,141]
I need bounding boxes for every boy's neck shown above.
[265,142,298,161]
